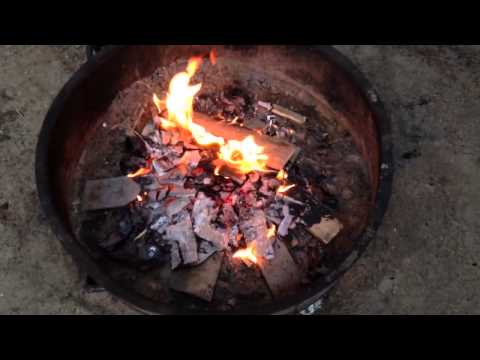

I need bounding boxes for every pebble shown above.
[3,89,14,99]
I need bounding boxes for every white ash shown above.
[164,197,192,218]
[151,215,170,234]
[239,209,272,258]
[278,205,294,237]
[195,240,218,265]
[164,211,198,265]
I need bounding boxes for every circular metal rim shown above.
[36,45,393,315]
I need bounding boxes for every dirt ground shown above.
[0,45,479,315]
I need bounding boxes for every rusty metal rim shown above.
[36,45,393,315]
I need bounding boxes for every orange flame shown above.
[277,184,296,194]
[209,49,217,65]
[267,224,276,239]
[154,55,268,175]
[136,195,143,202]
[128,167,152,178]
[218,136,268,174]
[276,169,288,181]
[233,242,258,264]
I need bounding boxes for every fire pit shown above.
[36,45,393,314]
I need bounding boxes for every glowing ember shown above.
[154,55,269,175]
[276,169,288,181]
[267,224,276,239]
[277,184,296,194]
[127,167,152,178]
[233,242,258,264]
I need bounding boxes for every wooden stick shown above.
[193,112,299,171]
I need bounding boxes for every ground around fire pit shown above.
[1,45,480,314]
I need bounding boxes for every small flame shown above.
[209,49,217,65]
[277,184,296,194]
[233,242,258,264]
[218,136,268,174]
[267,224,276,239]
[276,169,288,181]
[136,195,143,202]
[128,167,151,178]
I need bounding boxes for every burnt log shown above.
[193,112,299,171]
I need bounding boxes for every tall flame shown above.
[161,57,225,147]
[154,56,268,174]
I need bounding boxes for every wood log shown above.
[193,112,299,171]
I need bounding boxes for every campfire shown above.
[75,47,372,310]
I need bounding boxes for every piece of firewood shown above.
[260,240,301,298]
[193,112,299,171]
[82,177,141,211]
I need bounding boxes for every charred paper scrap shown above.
[192,193,226,250]
[309,217,343,244]
[82,177,141,211]
[260,240,301,298]
[239,209,272,258]
[169,253,224,302]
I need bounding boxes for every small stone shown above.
[2,88,14,99]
